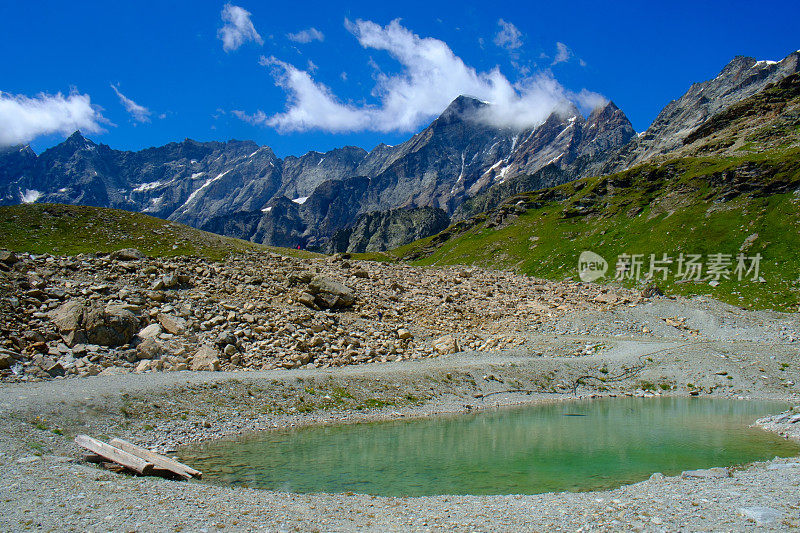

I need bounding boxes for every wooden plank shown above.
[110,438,202,480]
[74,435,154,475]
[101,462,128,474]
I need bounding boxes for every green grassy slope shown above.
[390,149,800,311]
[0,204,319,260]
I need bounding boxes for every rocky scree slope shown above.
[0,247,642,382]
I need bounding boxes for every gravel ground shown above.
[1,295,800,531]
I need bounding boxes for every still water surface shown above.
[179,398,799,496]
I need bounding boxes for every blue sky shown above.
[1,0,797,157]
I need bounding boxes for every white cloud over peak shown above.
[287,27,324,44]
[217,4,263,52]
[110,84,151,123]
[572,88,609,114]
[238,19,604,134]
[0,90,107,147]
[493,19,522,50]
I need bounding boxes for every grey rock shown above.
[432,334,460,355]
[191,344,221,371]
[0,352,15,369]
[136,337,164,360]
[110,248,145,261]
[307,276,356,308]
[739,506,781,526]
[681,467,731,479]
[50,300,138,347]
[297,292,317,309]
[0,249,18,265]
[83,305,138,346]
[137,323,162,339]
[223,344,237,357]
[157,313,186,335]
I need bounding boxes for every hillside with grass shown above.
[0,204,318,260]
[374,76,800,311]
[381,149,800,311]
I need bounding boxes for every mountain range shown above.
[1,50,798,252]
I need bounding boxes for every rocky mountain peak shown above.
[604,49,800,172]
[60,131,94,150]
[436,95,491,125]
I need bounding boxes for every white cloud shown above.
[236,56,371,132]
[287,27,324,44]
[110,84,151,123]
[217,4,263,52]
[572,89,609,114]
[552,42,573,65]
[494,19,522,50]
[238,19,600,134]
[0,90,107,147]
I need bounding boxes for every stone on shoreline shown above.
[681,467,731,479]
[432,334,459,355]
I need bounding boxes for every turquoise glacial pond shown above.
[179,398,799,496]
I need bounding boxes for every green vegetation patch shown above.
[0,203,319,261]
[395,149,800,311]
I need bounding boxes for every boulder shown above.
[37,357,65,377]
[0,351,16,370]
[397,328,413,340]
[135,359,152,372]
[110,248,145,261]
[157,313,186,335]
[162,272,179,289]
[50,300,138,347]
[191,344,221,371]
[50,300,85,333]
[137,323,162,339]
[641,284,664,298]
[297,292,317,309]
[84,305,139,346]
[136,337,164,360]
[432,334,459,355]
[307,275,356,309]
[0,249,18,265]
